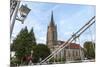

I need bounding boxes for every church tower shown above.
[46,12,57,51]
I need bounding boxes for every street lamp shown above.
[31,50,33,57]
[10,4,31,38]
[16,4,31,24]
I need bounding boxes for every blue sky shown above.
[11,1,96,46]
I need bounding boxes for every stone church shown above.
[46,12,84,61]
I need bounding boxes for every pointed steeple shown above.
[49,11,55,26]
[47,11,58,50]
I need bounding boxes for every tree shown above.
[32,44,51,63]
[83,41,95,59]
[11,26,36,65]
[28,27,36,45]
[10,27,51,65]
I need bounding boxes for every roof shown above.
[57,40,81,49]
[66,43,81,49]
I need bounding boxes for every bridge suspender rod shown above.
[77,20,95,37]
[73,16,95,36]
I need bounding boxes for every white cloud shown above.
[64,31,73,36]
[37,36,46,44]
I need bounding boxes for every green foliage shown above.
[32,44,51,63]
[11,26,36,65]
[11,26,51,65]
[83,41,95,59]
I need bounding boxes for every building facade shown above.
[46,12,84,62]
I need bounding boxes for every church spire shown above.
[49,11,55,26]
[47,11,58,50]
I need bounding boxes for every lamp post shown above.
[10,3,31,38]
[29,50,33,65]
[10,0,20,38]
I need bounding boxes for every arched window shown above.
[76,51,78,56]
[73,50,74,56]
[68,51,70,58]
